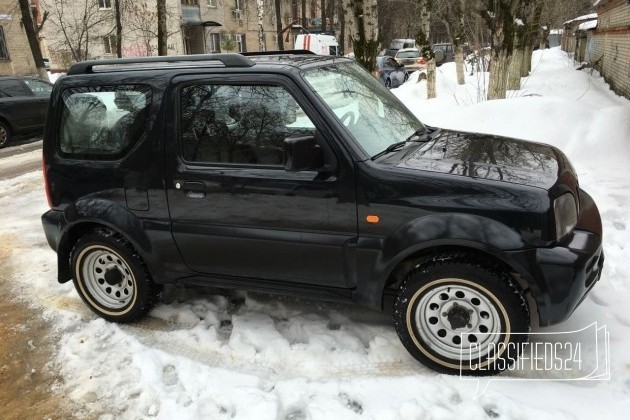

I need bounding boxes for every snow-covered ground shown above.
[2,47,630,418]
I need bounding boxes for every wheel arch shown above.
[380,243,539,327]
[56,200,156,284]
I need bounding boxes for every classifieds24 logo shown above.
[460,322,610,397]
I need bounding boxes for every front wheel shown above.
[71,229,162,322]
[393,254,529,375]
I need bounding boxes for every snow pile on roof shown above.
[578,20,598,31]
[564,13,598,25]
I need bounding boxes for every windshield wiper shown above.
[371,129,431,161]
[405,128,430,142]
[371,141,408,160]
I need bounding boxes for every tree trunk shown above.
[507,47,523,90]
[301,0,307,28]
[257,0,265,51]
[18,0,49,81]
[275,0,284,50]
[338,0,345,55]
[114,0,122,58]
[344,0,379,71]
[427,59,436,98]
[455,44,465,85]
[521,43,532,76]
[417,0,434,98]
[488,49,508,99]
[508,22,526,90]
[157,0,167,56]
[321,0,326,32]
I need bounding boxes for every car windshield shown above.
[397,51,420,58]
[303,62,425,158]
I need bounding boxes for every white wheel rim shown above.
[78,245,136,309]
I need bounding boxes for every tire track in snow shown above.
[46,294,427,380]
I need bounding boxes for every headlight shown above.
[554,193,578,240]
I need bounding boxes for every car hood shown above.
[394,129,567,189]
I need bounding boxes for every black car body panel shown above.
[0,77,52,141]
[41,54,603,328]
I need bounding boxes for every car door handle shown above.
[175,181,206,198]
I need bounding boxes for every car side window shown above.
[180,84,316,165]
[59,85,151,159]
[0,79,28,98]
[24,79,53,96]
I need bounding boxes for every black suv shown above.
[0,76,53,148]
[41,53,603,375]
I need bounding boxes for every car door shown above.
[0,78,41,133]
[22,78,53,128]
[165,74,358,288]
[387,58,403,86]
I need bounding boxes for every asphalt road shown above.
[0,138,42,181]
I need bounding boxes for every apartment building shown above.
[0,0,38,76]
[40,0,336,70]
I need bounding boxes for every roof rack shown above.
[67,54,255,75]
[240,50,316,57]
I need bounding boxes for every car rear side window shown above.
[0,79,28,97]
[180,84,315,165]
[59,85,151,159]
[24,79,53,96]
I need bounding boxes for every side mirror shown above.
[284,136,324,172]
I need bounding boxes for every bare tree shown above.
[415,0,437,98]
[321,0,326,32]
[114,0,122,58]
[18,0,49,81]
[257,0,266,51]
[343,0,379,71]
[157,0,167,56]
[482,0,518,100]
[275,0,284,50]
[434,0,466,85]
[43,0,113,63]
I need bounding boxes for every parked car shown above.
[393,48,427,73]
[375,56,408,88]
[42,52,603,375]
[0,76,53,148]
[432,43,455,66]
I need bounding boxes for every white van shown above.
[294,34,339,56]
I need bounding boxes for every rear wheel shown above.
[0,121,11,148]
[393,253,529,375]
[70,228,162,322]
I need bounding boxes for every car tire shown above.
[70,228,162,323]
[0,120,11,148]
[385,78,392,89]
[404,73,409,82]
[393,253,529,376]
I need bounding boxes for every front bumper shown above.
[506,189,603,326]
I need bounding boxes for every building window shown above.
[207,0,217,7]
[235,0,242,11]
[103,35,118,55]
[182,0,199,5]
[98,0,112,9]
[0,27,9,60]
[236,34,246,52]
[207,33,220,53]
